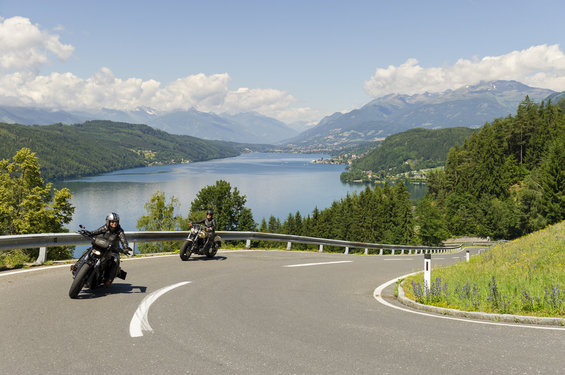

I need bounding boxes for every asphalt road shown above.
[1,249,564,374]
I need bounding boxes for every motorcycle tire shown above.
[179,241,192,261]
[69,263,91,299]
[205,244,218,258]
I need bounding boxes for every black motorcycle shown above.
[179,223,221,261]
[69,225,128,299]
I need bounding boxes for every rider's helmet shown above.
[106,212,120,227]
[206,210,214,217]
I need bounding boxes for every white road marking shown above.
[383,258,414,261]
[373,273,565,331]
[0,264,70,277]
[129,281,191,338]
[283,260,352,268]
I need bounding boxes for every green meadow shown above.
[404,221,565,317]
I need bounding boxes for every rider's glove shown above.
[123,247,133,256]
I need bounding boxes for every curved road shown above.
[1,249,564,374]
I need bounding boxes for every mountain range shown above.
[0,106,298,145]
[285,80,557,149]
[1,80,562,149]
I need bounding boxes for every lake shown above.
[56,152,427,234]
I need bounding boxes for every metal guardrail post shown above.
[319,244,323,252]
[364,248,368,255]
[344,246,349,254]
[35,247,47,264]
[286,242,292,250]
[246,239,251,249]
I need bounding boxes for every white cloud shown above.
[0,66,319,123]
[0,16,74,71]
[364,44,565,98]
[0,16,319,123]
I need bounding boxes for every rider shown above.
[194,210,216,248]
[89,212,132,286]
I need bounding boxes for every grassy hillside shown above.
[404,221,565,317]
[0,120,249,180]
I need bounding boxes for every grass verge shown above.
[403,221,565,317]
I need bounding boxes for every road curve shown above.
[1,249,564,374]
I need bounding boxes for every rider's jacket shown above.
[90,224,129,252]
[195,218,216,232]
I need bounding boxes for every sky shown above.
[1,0,565,126]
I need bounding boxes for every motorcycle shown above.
[179,222,221,261]
[69,225,129,299]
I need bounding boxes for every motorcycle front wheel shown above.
[179,241,192,261]
[69,263,91,298]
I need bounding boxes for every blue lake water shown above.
[56,152,427,235]
[56,153,355,232]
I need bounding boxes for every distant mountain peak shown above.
[285,80,556,149]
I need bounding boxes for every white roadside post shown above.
[424,253,431,294]
[466,249,470,262]
[35,246,47,264]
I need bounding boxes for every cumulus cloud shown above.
[0,16,318,123]
[364,44,565,98]
[0,16,74,71]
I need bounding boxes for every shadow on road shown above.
[183,255,228,262]
[75,283,147,299]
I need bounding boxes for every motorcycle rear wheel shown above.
[179,241,192,261]
[205,244,218,258]
[69,263,91,298]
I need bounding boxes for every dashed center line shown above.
[283,260,353,268]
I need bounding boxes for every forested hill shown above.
[0,120,254,181]
[424,97,565,240]
[341,127,476,181]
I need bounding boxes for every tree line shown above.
[0,120,246,180]
[341,127,476,182]
[421,97,565,240]
[257,182,417,249]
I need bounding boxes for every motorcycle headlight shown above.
[92,249,102,256]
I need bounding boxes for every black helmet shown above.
[106,212,120,227]
[206,210,214,216]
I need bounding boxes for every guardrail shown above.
[0,231,462,264]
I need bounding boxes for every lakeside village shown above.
[311,154,435,185]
